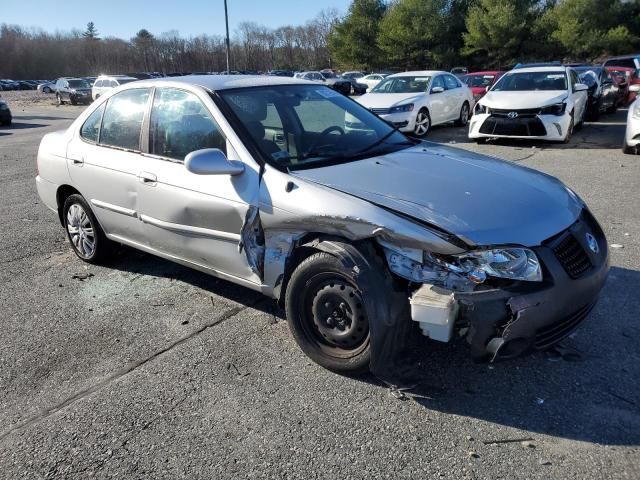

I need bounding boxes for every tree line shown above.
[1,0,639,80]
[330,0,640,71]
[0,10,339,79]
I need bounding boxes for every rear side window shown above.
[80,103,105,143]
[99,88,150,151]
[149,88,226,161]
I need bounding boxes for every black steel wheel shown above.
[285,252,373,374]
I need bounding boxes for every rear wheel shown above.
[623,140,637,154]
[43,86,51,93]
[413,108,431,137]
[62,194,114,264]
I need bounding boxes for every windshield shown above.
[492,71,567,91]
[463,74,496,88]
[68,79,90,89]
[219,85,413,171]
[371,76,431,93]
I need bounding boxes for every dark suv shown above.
[55,78,92,105]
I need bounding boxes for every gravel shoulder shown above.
[0,97,638,479]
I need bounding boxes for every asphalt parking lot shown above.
[0,93,639,479]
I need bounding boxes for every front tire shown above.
[455,102,470,127]
[563,114,574,143]
[63,194,113,264]
[413,108,431,137]
[623,140,637,154]
[43,86,51,93]
[285,251,379,374]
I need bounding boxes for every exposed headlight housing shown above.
[539,102,567,116]
[389,103,414,114]
[474,103,487,115]
[431,248,543,282]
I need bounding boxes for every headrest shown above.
[246,121,265,141]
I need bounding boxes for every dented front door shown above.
[135,87,261,284]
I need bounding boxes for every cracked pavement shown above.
[0,100,638,479]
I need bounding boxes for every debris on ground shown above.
[539,459,552,466]
[545,343,582,362]
[610,244,624,249]
[521,440,536,449]
[535,397,545,405]
[71,272,94,281]
[468,451,480,458]
[482,437,534,445]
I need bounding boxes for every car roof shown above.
[388,70,447,77]
[119,75,311,91]
[506,66,568,73]
[465,71,504,75]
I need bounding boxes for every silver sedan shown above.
[36,76,609,377]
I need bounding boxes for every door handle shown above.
[138,171,157,185]
[70,157,84,165]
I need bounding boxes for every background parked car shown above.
[623,84,640,154]
[606,66,639,105]
[360,73,388,92]
[37,80,56,93]
[357,70,474,137]
[55,77,93,105]
[461,71,506,102]
[341,71,364,81]
[603,54,640,71]
[573,66,618,120]
[92,75,139,100]
[469,66,588,143]
[0,79,19,90]
[0,95,12,125]
[319,71,353,95]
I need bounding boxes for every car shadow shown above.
[103,245,639,446]
[4,122,49,130]
[13,115,71,121]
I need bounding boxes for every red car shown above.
[605,66,639,105]
[461,71,506,101]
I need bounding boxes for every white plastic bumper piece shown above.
[410,284,458,342]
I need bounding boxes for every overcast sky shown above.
[1,0,351,38]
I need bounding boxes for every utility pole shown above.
[224,0,230,74]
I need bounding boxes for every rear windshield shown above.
[68,79,90,88]
[463,74,496,88]
[492,71,567,91]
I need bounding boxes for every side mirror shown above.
[185,149,245,176]
[574,83,588,92]
[431,86,445,94]
[629,84,640,93]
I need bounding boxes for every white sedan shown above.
[623,84,640,154]
[469,66,588,143]
[360,74,388,91]
[356,71,474,137]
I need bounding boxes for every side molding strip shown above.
[90,199,137,217]
[139,214,241,242]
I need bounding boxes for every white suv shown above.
[92,75,139,100]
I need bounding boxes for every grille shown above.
[370,107,390,115]
[479,116,547,136]
[489,108,541,118]
[535,303,594,349]
[553,233,592,279]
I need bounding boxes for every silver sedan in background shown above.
[36,76,608,377]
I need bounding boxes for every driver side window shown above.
[431,76,445,91]
[149,88,226,161]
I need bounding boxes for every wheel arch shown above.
[55,184,81,225]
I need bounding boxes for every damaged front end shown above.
[380,208,609,362]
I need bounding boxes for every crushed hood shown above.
[480,91,567,109]
[290,143,582,247]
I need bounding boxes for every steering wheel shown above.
[305,126,345,156]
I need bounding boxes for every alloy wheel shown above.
[414,110,430,136]
[66,203,96,258]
